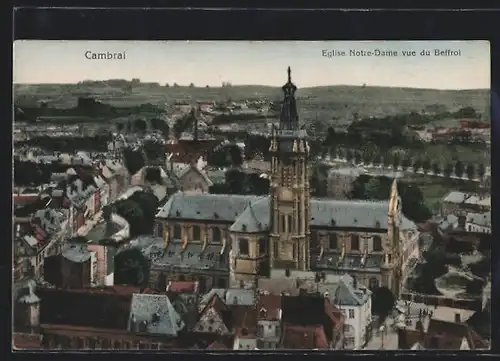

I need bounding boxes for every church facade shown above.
[154,68,419,296]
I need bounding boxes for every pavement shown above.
[363,317,399,350]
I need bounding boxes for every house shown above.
[280,293,345,349]
[332,275,372,349]
[193,292,258,350]
[173,164,213,194]
[327,168,364,199]
[397,317,488,350]
[199,288,256,310]
[465,211,491,234]
[256,294,282,349]
[128,293,184,337]
[441,191,491,217]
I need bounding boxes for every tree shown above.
[454,160,464,178]
[371,286,396,320]
[345,149,354,163]
[165,83,170,88]
[382,153,392,168]
[391,153,401,170]
[421,158,431,174]
[337,148,344,159]
[456,106,478,119]
[189,83,195,88]
[328,146,337,160]
[465,163,475,180]
[133,119,147,132]
[225,168,246,194]
[443,163,453,178]
[354,151,362,165]
[371,153,381,166]
[173,83,179,87]
[401,156,412,171]
[143,139,166,162]
[324,126,337,146]
[150,118,170,138]
[123,147,145,176]
[412,158,422,173]
[431,162,441,176]
[364,177,388,200]
[477,164,486,180]
[246,173,270,195]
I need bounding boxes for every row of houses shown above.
[13,159,130,283]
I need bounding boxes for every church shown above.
[153,67,420,296]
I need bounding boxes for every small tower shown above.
[269,67,311,273]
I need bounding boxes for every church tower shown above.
[269,67,311,272]
[381,178,403,296]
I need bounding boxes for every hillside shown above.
[14,83,490,126]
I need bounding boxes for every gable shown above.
[459,337,471,350]
[194,307,229,334]
[179,167,209,187]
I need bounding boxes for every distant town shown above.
[13,71,490,351]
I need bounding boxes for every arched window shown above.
[328,233,338,249]
[258,238,267,255]
[351,234,360,251]
[373,236,382,252]
[173,224,182,239]
[212,227,221,243]
[192,225,201,241]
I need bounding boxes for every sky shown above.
[13,40,490,90]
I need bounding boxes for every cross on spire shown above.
[280,67,299,130]
[282,66,297,97]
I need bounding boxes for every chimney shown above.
[454,312,461,323]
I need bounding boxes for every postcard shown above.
[13,40,491,351]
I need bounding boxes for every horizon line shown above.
[13,81,490,92]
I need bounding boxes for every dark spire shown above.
[191,107,198,141]
[280,67,299,130]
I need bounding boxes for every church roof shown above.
[156,192,257,222]
[157,193,417,233]
[229,196,270,233]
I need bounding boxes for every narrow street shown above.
[363,317,399,350]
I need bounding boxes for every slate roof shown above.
[117,235,165,264]
[229,197,270,233]
[128,293,184,336]
[205,169,226,184]
[199,288,255,307]
[61,243,91,263]
[332,274,371,306]
[225,288,256,306]
[158,194,417,232]
[152,242,228,272]
[310,198,416,230]
[156,192,258,222]
[312,251,384,272]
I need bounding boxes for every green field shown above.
[14,83,490,127]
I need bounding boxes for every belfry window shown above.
[281,214,286,233]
